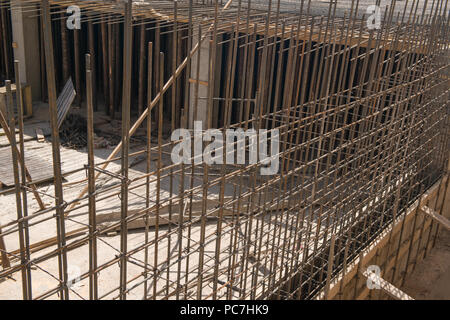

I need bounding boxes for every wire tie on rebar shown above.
[51,201,69,217]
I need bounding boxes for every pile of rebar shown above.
[0,0,448,300]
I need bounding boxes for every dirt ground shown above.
[401,228,450,300]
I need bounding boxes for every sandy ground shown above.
[401,228,450,300]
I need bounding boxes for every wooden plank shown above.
[35,128,45,142]
[421,206,450,230]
